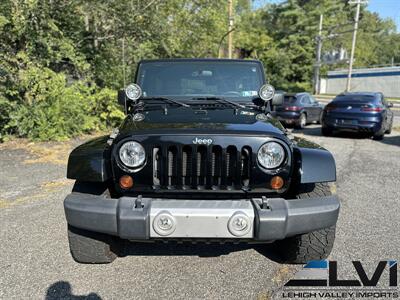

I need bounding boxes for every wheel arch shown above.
[293,146,336,184]
[67,135,111,182]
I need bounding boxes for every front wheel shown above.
[385,120,393,134]
[321,126,333,136]
[274,183,336,264]
[372,132,384,140]
[295,113,307,129]
[317,112,323,124]
[68,225,120,264]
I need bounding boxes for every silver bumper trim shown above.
[149,200,254,238]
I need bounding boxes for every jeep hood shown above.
[118,107,286,138]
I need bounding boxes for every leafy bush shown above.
[0,65,124,141]
[90,88,125,130]
[0,96,15,141]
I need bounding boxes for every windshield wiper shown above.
[142,97,190,108]
[191,96,245,109]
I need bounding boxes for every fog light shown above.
[153,212,176,236]
[228,212,251,236]
[270,176,284,190]
[119,175,133,189]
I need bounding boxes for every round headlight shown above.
[119,141,146,168]
[259,84,275,101]
[257,141,285,169]
[125,83,142,101]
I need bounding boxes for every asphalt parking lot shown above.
[1,123,400,299]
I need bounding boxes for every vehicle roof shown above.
[139,58,262,64]
[336,92,380,97]
[284,92,309,97]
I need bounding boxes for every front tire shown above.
[321,126,333,136]
[372,132,384,140]
[68,225,120,264]
[275,183,336,264]
[317,112,323,124]
[68,181,120,263]
[295,113,307,129]
[385,120,393,134]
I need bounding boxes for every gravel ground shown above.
[1,124,399,300]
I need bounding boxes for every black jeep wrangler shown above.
[64,59,339,264]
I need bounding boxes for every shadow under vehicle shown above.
[64,59,339,264]
[321,92,394,140]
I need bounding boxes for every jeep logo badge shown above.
[192,137,213,145]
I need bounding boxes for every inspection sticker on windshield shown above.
[240,111,255,116]
[242,91,258,97]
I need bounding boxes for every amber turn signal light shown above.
[119,175,133,189]
[270,176,284,190]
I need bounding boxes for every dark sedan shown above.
[321,92,394,140]
[275,92,324,128]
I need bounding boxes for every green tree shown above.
[1,0,399,141]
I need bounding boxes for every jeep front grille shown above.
[152,145,252,190]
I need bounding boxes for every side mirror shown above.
[388,102,393,108]
[272,93,284,106]
[117,89,126,106]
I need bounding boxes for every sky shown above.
[368,0,400,29]
[253,0,400,30]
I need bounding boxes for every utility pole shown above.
[228,0,234,59]
[346,0,368,91]
[314,14,323,95]
[122,38,126,87]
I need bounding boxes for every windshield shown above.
[136,60,264,101]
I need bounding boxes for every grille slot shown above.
[182,146,192,187]
[153,147,161,186]
[211,146,222,188]
[153,144,251,190]
[226,146,237,188]
[241,147,252,188]
[167,147,178,187]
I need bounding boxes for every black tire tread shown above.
[317,112,323,124]
[372,133,384,140]
[68,225,118,264]
[295,113,306,129]
[385,121,392,134]
[321,127,333,136]
[276,182,336,264]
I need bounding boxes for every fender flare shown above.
[67,136,111,182]
[296,147,336,183]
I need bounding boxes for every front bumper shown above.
[64,193,339,241]
[323,117,383,133]
[275,111,301,123]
